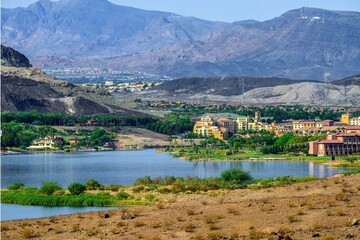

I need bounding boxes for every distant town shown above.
[45,68,172,84]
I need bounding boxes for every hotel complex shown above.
[193,113,360,156]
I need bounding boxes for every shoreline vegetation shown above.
[4,168,360,208]
[160,147,360,168]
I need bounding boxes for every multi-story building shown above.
[350,117,360,126]
[341,113,352,125]
[217,118,236,133]
[193,116,227,140]
[292,121,322,130]
[309,133,360,156]
[235,116,249,132]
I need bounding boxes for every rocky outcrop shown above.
[1,45,32,67]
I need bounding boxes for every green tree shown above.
[220,168,252,184]
[85,179,101,190]
[68,182,86,195]
[39,181,62,195]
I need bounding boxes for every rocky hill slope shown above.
[2,0,360,80]
[1,45,32,67]
[133,75,360,106]
[0,46,145,115]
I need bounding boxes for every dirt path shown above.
[2,174,360,239]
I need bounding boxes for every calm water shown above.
[1,204,118,221]
[0,149,347,220]
[1,149,345,188]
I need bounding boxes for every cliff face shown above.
[1,45,32,67]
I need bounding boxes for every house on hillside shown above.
[28,136,64,150]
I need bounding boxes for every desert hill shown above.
[133,76,360,106]
[0,46,145,116]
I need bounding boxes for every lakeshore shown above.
[2,173,360,240]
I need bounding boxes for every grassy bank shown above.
[1,171,324,207]
[166,147,360,165]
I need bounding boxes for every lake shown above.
[1,149,345,188]
[1,204,118,221]
[1,149,346,220]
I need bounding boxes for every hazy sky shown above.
[2,0,360,22]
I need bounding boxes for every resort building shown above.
[28,136,64,150]
[345,126,360,134]
[235,116,249,132]
[216,117,236,133]
[350,117,360,126]
[341,113,352,125]
[292,120,322,130]
[309,133,360,156]
[193,116,227,140]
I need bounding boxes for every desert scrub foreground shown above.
[2,173,360,240]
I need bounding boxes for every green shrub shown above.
[220,168,252,184]
[116,191,130,200]
[145,194,156,202]
[85,179,101,190]
[7,182,25,190]
[39,181,62,195]
[68,183,86,195]
[106,184,122,192]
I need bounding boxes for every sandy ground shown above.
[116,128,201,149]
[2,174,360,240]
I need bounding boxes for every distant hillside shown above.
[0,46,147,115]
[2,0,360,80]
[1,45,32,67]
[153,77,318,96]
[331,75,360,86]
[134,76,360,106]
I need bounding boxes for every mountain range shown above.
[2,0,360,80]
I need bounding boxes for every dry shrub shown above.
[156,203,164,210]
[86,228,99,237]
[248,228,266,240]
[336,209,347,216]
[187,209,196,216]
[133,220,146,227]
[117,220,126,227]
[227,207,240,215]
[184,223,196,232]
[296,209,305,215]
[193,233,205,240]
[209,223,220,230]
[71,224,80,232]
[287,215,297,223]
[110,227,120,234]
[205,215,217,224]
[1,225,10,231]
[312,222,323,230]
[151,222,162,228]
[21,228,37,239]
[287,202,296,208]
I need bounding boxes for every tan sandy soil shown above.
[2,174,360,240]
[116,127,169,149]
[116,128,200,149]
